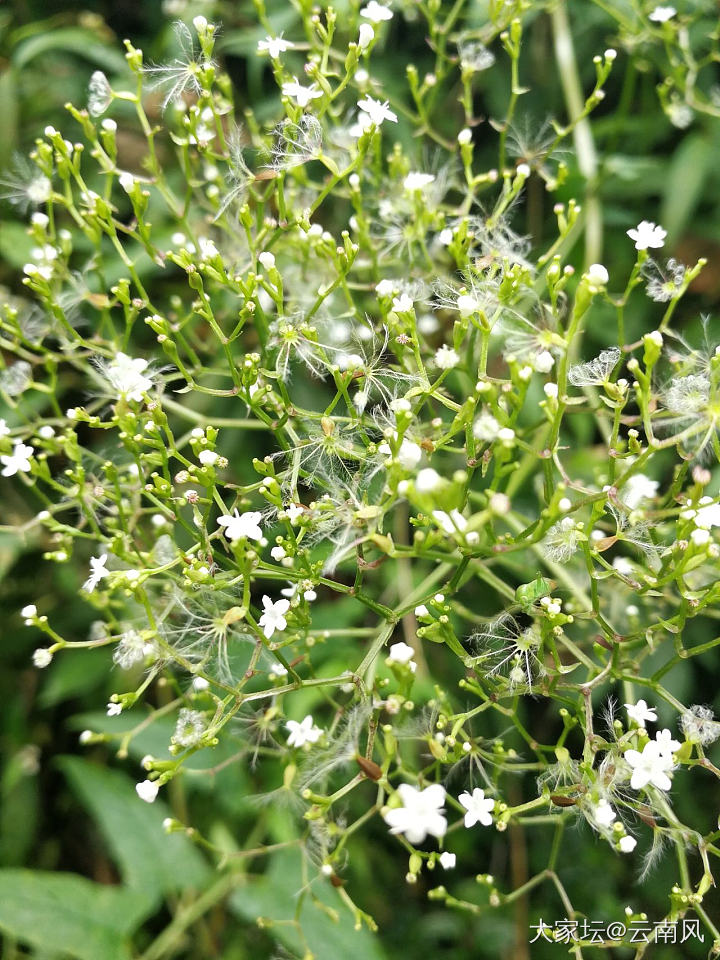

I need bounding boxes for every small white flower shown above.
[136,779,160,803]
[83,553,109,592]
[0,419,10,438]
[258,251,276,270]
[107,702,123,717]
[625,699,657,726]
[257,35,295,58]
[376,278,399,297]
[594,798,617,827]
[361,1,393,22]
[432,509,467,534]
[1,442,34,477]
[458,787,494,828]
[392,293,414,313]
[694,501,720,530]
[654,728,681,756]
[473,412,500,442]
[32,648,53,668]
[649,6,676,22]
[357,95,398,126]
[198,449,219,466]
[270,545,287,561]
[618,474,658,510]
[103,353,153,402]
[691,528,710,546]
[619,835,637,853]
[21,604,38,619]
[358,23,375,49]
[438,851,456,869]
[627,220,667,251]
[383,783,447,844]
[434,345,460,370]
[586,263,609,285]
[533,350,555,373]
[404,172,435,191]
[286,714,323,747]
[282,77,322,108]
[258,595,290,638]
[624,741,673,791]
[284,503,305,523]
[387,641,416,667]
[218,509,263,542]
[415,467,442,492]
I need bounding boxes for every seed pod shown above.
[550,794,577,807]
[355,754,382,781]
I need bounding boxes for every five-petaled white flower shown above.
[1,441,34,477]
[649,5,676,22]
[286,714,323,747]
[103,353,153,402]
[383,783,447,844]
[624,740,674,791]
[218,509,263,542]
[83,553,109,592]
[434,345,460,370]
[357,95,398,126]
[281,78,322,108]
[625,699,657,726]
[627,220,667,251]
[619,835,637,853]
[257,35,295,58]
[360,1,393,22]
[654,728,681,756]
[258,595,290,638]
[438,851,456,869]
[458,788,495,828]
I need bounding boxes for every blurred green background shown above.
[1,2,719,958]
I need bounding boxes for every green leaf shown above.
[0,221,34,270]
[59,757,210,902]
[660,134,712,244]
[229,849,387,960]
[0,870,153,960]
[13,29,128,74]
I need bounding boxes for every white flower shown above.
[618,474,658,510]
[358,23,375,50]
[284,503,304,523]
[257,35,295,58]
[83,553,109,592]
[432,509,467,534]
[392,293,414,312]
[458,787,494,828]
[586,263,609,285]
[533,350,555,373]
[414,604,429,617]
[103,353,153,402]
[434,345,460,369]
[627,220,667,251]
[270,545,287,561]
[136,779,160,803]
[624,741,674,791]
[415,467,442,492]
[694,501,720,530]
[258,595,290,638]
[361,1,393,22]
[473,412,500,442]
[286,714,323,747]
[107,702,123,717]
[387,641,416,672]
[379,438,422,470]
[357,95,398,126]
[594,799,617,827]
[198,449,219,466]
[438,851,456,869]
[1,442,34,477]
[654,728,681,756]
[375,278,398,297]
[217,509,263,542]
[619,835,637,853]
[21,604,37,619]
[649,6,676,22]
[281,78,322,108]
[33,648,53,668]
[404,172,435,191]
[625,699,657,726]
[0,419,10,438]
[383,783,447,844]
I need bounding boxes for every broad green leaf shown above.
[230,848,387,960]
[0,870,153,960]
[0,222,34,270]
[13,29,128,74]
[60,757,210,901]
[660,134,712,243]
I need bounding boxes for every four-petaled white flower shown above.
[104,353,153,402]
[258,595,290,638]
[627,220,667,251]
[286,714,323,747]
[649,6,676,22]
[383,783,447,844]
[357,95,398,126]
[83,553,109,592]
[624,740,674,791]
[625,699,657,726]
[257,35,295,58]
[282,78,322,108]
[361,1,393,22]
[458,787,495,828]
[136,779,159,803]
[1,441,34,477]
[218,509,263,542]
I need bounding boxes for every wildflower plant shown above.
[2,1,720,958]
